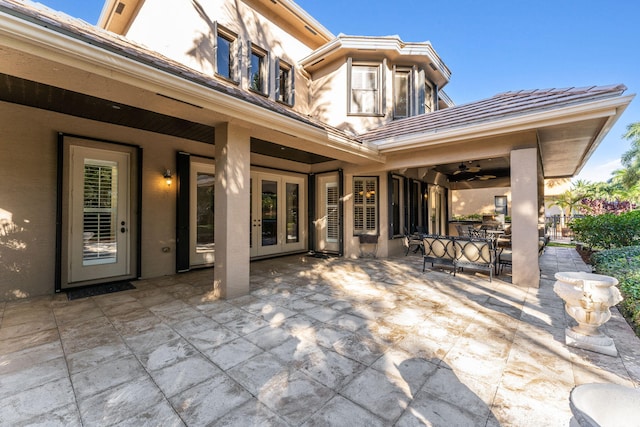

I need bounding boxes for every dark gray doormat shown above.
[66,281,136,300]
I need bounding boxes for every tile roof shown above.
[361,85,628,143]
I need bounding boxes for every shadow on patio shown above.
[0,247,639,425]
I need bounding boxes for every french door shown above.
[250,171,306,257]
[68,146,131,284]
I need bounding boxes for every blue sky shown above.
[37,0,640,183]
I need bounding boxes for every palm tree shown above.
[619,122,640,189]
[549,189,585,233]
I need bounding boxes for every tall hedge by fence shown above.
[570,210,640,250]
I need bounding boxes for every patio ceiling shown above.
[432,158,510,183]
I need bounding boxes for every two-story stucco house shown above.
[0,0,634,300]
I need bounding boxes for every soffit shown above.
[98,0,334,49]
[0,72,336,164]
[97,0,142,35]
[244,0,334,49]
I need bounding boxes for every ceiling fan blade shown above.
[478,175,496,181]
[453,170,462,175]
[467,166,481,173]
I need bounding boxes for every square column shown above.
[214,123,251,299]
[510,148,541,288]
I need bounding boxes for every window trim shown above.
[353,176,379,236]
[347,58,385,117]
[214,24,240,84]
[248,42,269,96]
[393,66,412,119]
[275,58,295,106]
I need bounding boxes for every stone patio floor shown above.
[1,247,639,426]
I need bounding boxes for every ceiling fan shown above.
[453,162,482,175]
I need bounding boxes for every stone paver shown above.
[0,247,639,425]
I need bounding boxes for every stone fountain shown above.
[554,271,622,356]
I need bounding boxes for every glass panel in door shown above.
[261,180,278,247]
[286,182,299,243]
[190,162,215,267]
[82,162,118,265]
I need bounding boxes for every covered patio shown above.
[1,247,638,425]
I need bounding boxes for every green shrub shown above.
[591,245,640,335]
[570,210,640,250]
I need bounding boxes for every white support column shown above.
[214,123,251,299]
[510,148,541,288]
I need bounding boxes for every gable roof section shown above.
[361,85,629,145]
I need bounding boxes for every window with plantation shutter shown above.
[326,183,339,242]
[353,177,378,235]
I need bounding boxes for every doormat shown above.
[66,281,136,300]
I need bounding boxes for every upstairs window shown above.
[216,27,239,82]
[248,43,268,95]
[416,68,435,114]
[348,58,383,116]
[393,67,411,119]
[275,59,295,106]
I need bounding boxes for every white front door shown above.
[190,162,215,267]
[250,171,306,257]
[68,146,130,284]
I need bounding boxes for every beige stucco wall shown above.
[451,187,511,218]
[125,0,313,114]
[452,178,572,219]
[0,102,216,300]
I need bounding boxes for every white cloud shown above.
[573,158,621,183]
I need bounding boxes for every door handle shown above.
[120,220,126,233]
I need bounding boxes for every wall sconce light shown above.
[163,169,172,186]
